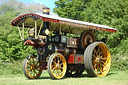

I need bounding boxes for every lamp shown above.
[45,29,50,35]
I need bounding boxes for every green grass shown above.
[0,71,128,85]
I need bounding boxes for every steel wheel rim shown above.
[91,43,111,77]
[25,55,42,79]
[50,54,66,79]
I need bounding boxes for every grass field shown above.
[0,71,128,85]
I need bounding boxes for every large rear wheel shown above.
[48,53,67,79]
[84,42,111,77]
[23,55,42,79]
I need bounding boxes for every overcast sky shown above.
[0,0,58,12]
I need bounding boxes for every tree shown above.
[54,0,92,20]
[0,0,36,61]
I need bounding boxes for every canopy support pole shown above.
[50,24,59,36]
[59,24,61,35]
[22,23,24,41]
[37,21,43,37]
[69,26,71,37]
[17,25,22,40]
[35,20,37,39]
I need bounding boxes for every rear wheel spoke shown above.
[102,58,107,60]
[99,49,105,56]
[97,46,100,55]
[99,64,103,74]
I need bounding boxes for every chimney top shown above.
[42,7,50,14]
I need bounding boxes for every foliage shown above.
[111,55,128,71]
[0,0,36,62]
[54,0,92,20]
[0,61,23,75]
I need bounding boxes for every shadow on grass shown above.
[106,72,117,76]
[25,72,117,80]
[38,76,51,79]
[65,74,88,78]
[65,72,117,78]
[38,76,67,80]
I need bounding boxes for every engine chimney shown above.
[42,7,50,36]
[42,7,50,15]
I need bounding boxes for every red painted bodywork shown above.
[68,54,74,64]
[68,54,84,64]
[24,40,37,48]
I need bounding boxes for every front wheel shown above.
[84,42,111,77]
[48,53,67,79]
[23,55,42,79]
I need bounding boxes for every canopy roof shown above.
[11,13,117,33]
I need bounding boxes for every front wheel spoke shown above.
[60,63,64,65]
[27,62,31,66]
[52,67,56,71]
[59,59,62,63]
[53,61,56,65]
[57,57,60,63]
[33,70,36,76]
[35,62,39,66]
[29,70,32,75]
[32,58,34,64]
[36,68,40,71]
[60,70,63,76]
[59,67,63,70]
[31,70,34,76]
[54,58,56,63]
[28,59,31,65]
[58,59,60,64]
[34,70,38,75]
[27,69,32,73]
[55,71,58,76]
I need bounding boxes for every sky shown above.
[0,0,58,12]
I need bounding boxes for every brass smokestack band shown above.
[42,7,50,13]
[42,9,50,13]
